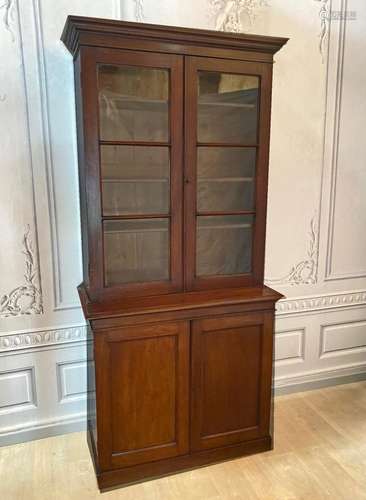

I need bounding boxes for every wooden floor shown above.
[1,381,366,499]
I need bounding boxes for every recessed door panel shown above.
[95,322,189,469]
[191,312,273,451]
[110,335,176,454]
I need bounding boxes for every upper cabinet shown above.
[62,17,288,301]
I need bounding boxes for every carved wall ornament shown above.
[209,0,269,32]
[266,215,319,286]
[133,0,144,22]
[0,325,87,353]
[276,289,366,316]
[0,0,15,41]
[314,0,330,62]
[0,226,43,317]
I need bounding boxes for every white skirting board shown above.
[0,414,86,447]
[274,363,366,396]
[1,365,365,447]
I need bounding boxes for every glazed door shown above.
[81,48,183,298]
[95,322,189,470]
[184,57,273,290]
[190,312,274,451]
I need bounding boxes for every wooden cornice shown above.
[61,15,288,59]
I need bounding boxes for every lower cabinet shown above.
[90,310,274,487]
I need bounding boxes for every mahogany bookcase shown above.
[62,16,287,490]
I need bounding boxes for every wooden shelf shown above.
[104,227,169,235]
[99,91,168,111]
[198,223,251,230]
[102,178,169,183]
[198,177,253,182]
[198,88,257,109]
[198,101,255,109]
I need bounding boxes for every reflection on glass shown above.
[198,72,259,144]
[101,146,170,216]
[196,215,253,276]
[197,147,256,212]
[104,219,169,286]
[98,65,169,141]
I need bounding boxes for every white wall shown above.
[1,0,365,444]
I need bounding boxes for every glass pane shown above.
[198,72,259,144]
[98,65,169,141]
[196,215,253,276]
[197,147,256,212]
[104,219,169,286]
[101,146,170,216]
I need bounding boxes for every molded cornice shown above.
[61,15,288,58]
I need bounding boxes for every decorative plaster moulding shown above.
[208,0,329,60]
[0,1,43,317]
[0,227,43,318]
[266,215,319,286]
[0,325,87,353]
[276,290,366,316]
[210,0,269,33]
[0,0,16,41]
[314,0,330,61]
[133,0,144,22]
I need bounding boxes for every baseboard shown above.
[0,413,86,447]
[274,364,366,395]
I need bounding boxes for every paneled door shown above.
[184,56,273,290]
[80,48,184,298]
[190,312,274,451]
[95,321,190,470]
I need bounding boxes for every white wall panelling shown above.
[321,0,366,282]
[30,0,117,312]
[320,320,366,358]
[0,367,37,414]
[1,0,366,444]
[57,359,92,404]
[0,0,43,319]
[274,329,305,365]
[0,341,87,446]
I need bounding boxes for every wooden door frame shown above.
[79,47,184,300]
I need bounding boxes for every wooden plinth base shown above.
[88,426,272,491]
